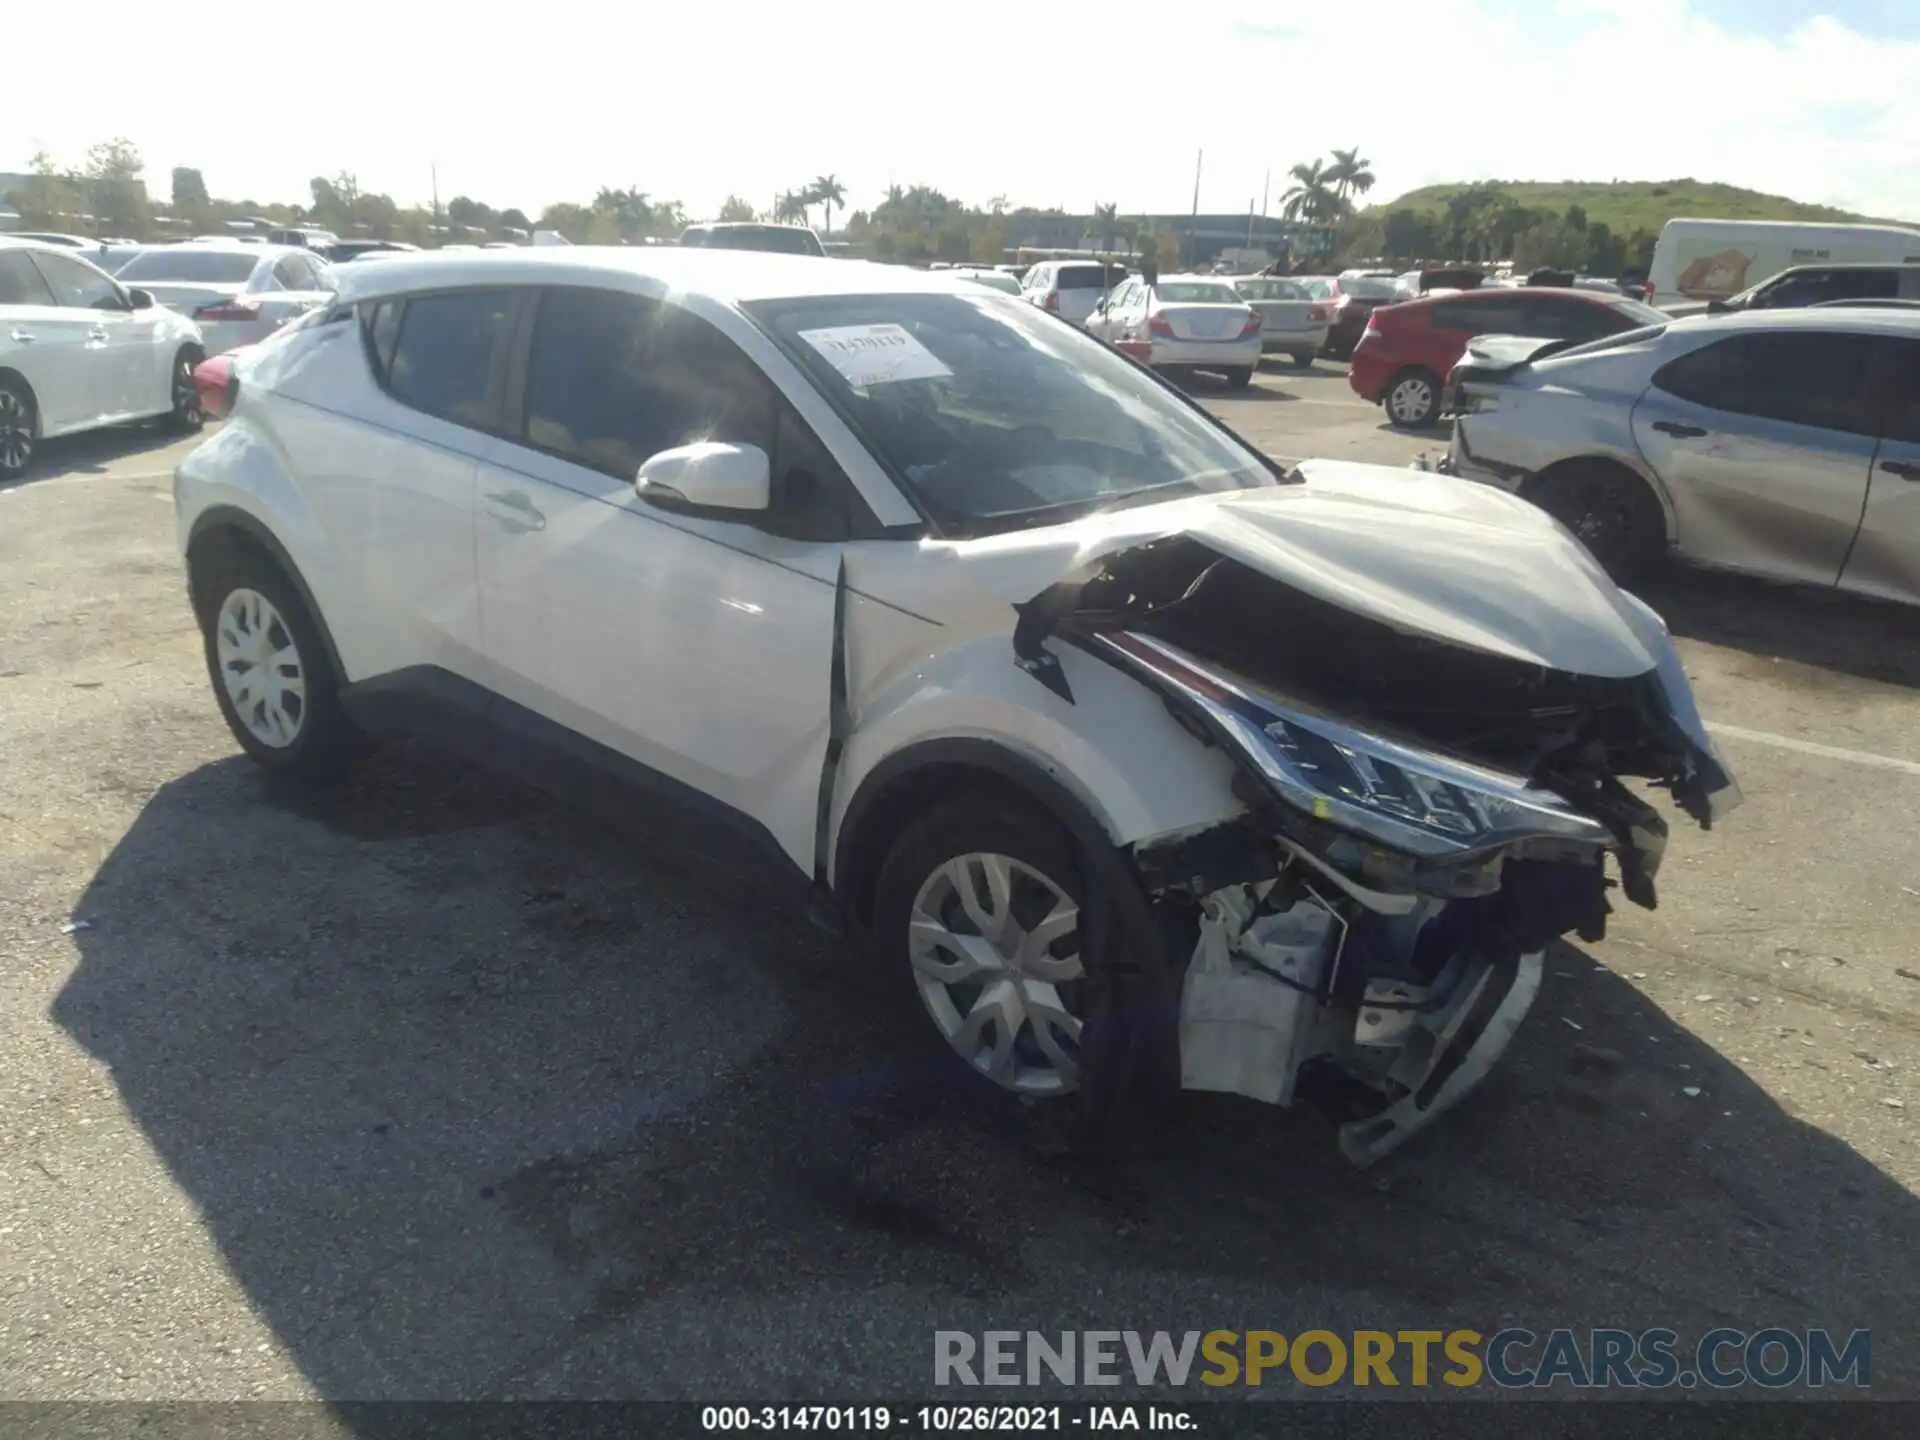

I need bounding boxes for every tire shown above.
[161,344,207,434]
[0,376,37,482]
[1383,367,1441,429]
[1292,352,1315,369]
[1224,366,1255,390]
[196,546,363,779]
[873,795,1089,1100]
[1527,460,1668,584]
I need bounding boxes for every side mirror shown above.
[126,288,155,311]
[636,441,771,515]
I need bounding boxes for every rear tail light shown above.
[1364,309,1385,333]
[193,299,263,323]
[1643,281,1655,303]
[1149,315,1176,340]
[193,354,238,420]
[1238,309,1264,338]
[1042,291,1059,312]
[1305,304,1330,323]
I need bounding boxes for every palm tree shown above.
[1326,148,1376,205]
[773,190,806,225]
[1280,159,1341,224]
[1092,201,1119,253]
[810,174,847,236]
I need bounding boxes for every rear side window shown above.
[363,299,403,377]
[384,290,515,429]
[1877,339,1920,443]
[1652,331,1877,435]
[1427,294,1524,332]
[0,251,57,305]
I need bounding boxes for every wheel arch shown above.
[185,506,349,684]
[832,738,1131,935]
[0,367,39,433]
[1521,452,1677,544]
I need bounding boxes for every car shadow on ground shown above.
[1,422,193,491]
[51,745,1920,1404]
[1638,565,1920,690]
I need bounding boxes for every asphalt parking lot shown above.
[4,357,1920,1409]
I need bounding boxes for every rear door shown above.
[1631,329,1878,586]
[2,248,99,434]
[1839,337,1920,603]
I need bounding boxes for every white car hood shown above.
[931,458,1664,680]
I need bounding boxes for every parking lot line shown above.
[1706,721,1920,778]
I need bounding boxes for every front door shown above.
[475,284,854,869]
[3,249,98,433]
[26,249,146,422]
[1630,329,1878,586]
[1841,336,1920,604]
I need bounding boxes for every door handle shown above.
[8,329,33,343]
[1881,460,1920,482]
[484,490,546,533]
[1651,420,1708,438]
[86,327,111,343]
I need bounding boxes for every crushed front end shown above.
[1029,533,1739,1166]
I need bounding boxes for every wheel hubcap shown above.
[1389,378,1432,423]
[215,589,306,748]
[0,392,31,471]
[908,852,1085,1095]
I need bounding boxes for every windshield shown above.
[687,226,823,256]
[1155,281,1243,305]
[958,271,1021,294]
[117,250,258,283]
[1056,264,1122,290]
[746,291,1274,537]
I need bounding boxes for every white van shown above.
[1646,219,1920,308]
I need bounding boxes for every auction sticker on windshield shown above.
[799,323,953,388]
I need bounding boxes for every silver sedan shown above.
[1443,308,1919,606]
[109,244,337,355]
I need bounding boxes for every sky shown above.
[6,0,1920,224]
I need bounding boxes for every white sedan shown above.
[170,248,1734,1165]
[111,243,337,355]
[1086,275,1264,387]
[0,237,207,480]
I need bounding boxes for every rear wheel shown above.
[874,796,1088,1099]
[0,378,35,481]
[196,547,363,778]
[1292,351,1315,368]
[1224,366,1255,390]
[1527,460,1668,583]
[161,345,207,433]
[1383,368,1440,428]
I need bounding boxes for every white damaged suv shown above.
[174,249,1739,1164]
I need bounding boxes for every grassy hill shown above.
[1371,179,1895,233]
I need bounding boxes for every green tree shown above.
[170,166,210,218]
[717,194,758,222]
[14,149,80,231]
[808,174,846,235]
[1380,208,1438,261]
[1091,201,1119,252]
[773,191,806,224]
[498,208,532,233]
[537,202,593,241]
[84,138,147,236]
[1563,204,1589,233]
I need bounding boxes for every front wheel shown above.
[1223,366,1255,390]
[1383,368,1440,428]
[874,797,1088,1098]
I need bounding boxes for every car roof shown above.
[124,242,297,261]
[1415,285,1620,306]
[328,245,1008,307]
[1665,306,1920,338]
[0,235,103,257]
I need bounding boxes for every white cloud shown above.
[5,0,1917,222]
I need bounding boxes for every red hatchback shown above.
[1349,286,1667,428]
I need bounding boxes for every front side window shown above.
[385,289,516,428]
[1876,339,1920,444]
[745,289,1275,537]
[27,251,123,309]
[1652,331,1876,434]
[1428,294,1524,332]
[0,251,58,306]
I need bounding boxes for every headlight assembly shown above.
[1091,632,1616,860]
